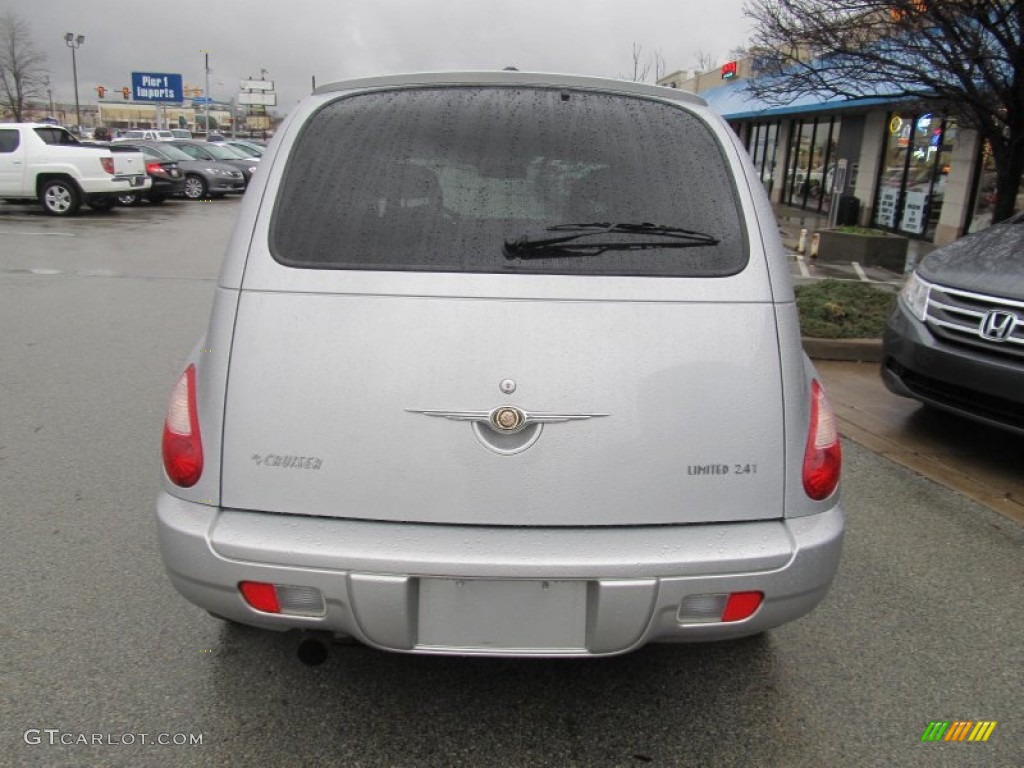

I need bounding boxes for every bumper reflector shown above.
[721,591,764,622]
[239,582,326,617]
[677,591,764,624]
[240,581,280,613]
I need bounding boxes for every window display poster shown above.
[876,186,899,229]
[900,190,928,234]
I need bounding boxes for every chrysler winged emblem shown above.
[406,405,607,434]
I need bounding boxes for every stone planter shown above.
[816,229,909,271]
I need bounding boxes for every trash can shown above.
[836,195,860,227]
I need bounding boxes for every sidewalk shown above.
[771,201,937,273]
[816,360,1024,525]
[770,205,1023,525]
[772,201,831,253]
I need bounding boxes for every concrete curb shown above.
[802,337,883,362]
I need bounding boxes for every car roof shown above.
[0,122,72,128]
[312,70,707,107]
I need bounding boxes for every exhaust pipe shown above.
[296,632,331,666]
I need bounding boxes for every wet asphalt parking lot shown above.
[1,197,1021,767]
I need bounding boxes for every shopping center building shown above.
[660,57,1019,246]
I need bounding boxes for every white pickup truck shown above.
[0,123,150,215]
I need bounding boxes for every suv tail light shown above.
[145,161,166,175]
[100,157,115,174]
[162,364,203,487]
[802,380,841,500]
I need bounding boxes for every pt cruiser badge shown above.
[406,406,607,434]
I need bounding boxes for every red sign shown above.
[721,61,738,79]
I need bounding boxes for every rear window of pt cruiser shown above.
[270,86,749,278]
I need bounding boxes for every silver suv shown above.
[158,72,844,663]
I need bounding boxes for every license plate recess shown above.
[417,578,587,651]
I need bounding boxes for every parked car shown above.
[170,129,193,139]
[114,140,244,199]
[0,122,149,215]
[113,129,175,142]
[102,142,186,205]
[167,139,259,186]
[882,212,1024,434]
[213,139,264,158]
[157,71,844,664]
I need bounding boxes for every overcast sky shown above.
[8,0,752,114]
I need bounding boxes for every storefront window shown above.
[873,112,953,239]
[745,121,779,195]
[968,141,1024,233]
[783,116,839,212]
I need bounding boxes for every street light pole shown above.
[44,76,55,118]
[64,32,85,131]
[204,52,211,138]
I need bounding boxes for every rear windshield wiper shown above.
[503,222,720,259]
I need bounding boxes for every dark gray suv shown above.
[883,213,1024,434]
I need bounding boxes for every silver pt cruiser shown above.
[158,71,844,663]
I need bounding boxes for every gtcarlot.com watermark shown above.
[24,729,203,747]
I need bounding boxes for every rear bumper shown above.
[148,177,185,197]
[157,494,844,656]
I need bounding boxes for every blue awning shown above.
[700,80,906,121]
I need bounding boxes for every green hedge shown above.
[795,280,897,339]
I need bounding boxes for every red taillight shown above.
[100,157,115,174]
[802,379,841,500]
[162,364,203,487]
[145,161,165,175]
[239,582,281,614]
[721,591,764,622]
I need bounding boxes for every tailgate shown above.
[110,149,146,176]
[220,291,785,526]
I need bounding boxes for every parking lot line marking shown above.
[852,262,869,282]
[0,230,75,237]
[795,253,811,278]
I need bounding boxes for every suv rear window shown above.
[271,86,747,277]
[34,127,80,145]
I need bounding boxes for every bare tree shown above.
[0,11,48,122]
[727,46,750,62]
[693,49,719,72]
[652,49,667,82]
[744,0,1024,224]
[629,42,652,82]
[624,43,668,83]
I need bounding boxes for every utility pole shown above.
[64,33,85,130]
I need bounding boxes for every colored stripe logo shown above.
[921,721,997,742]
